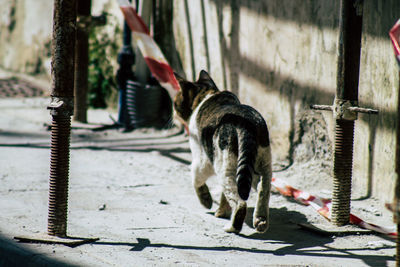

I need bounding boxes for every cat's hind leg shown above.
[222,176,247,233]
[192,159,214,209]
[215,151,247,233]
[253,146,272,233]
[215,192,231,219]
[253,176,270,233]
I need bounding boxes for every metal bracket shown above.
[334,98,358,120]
[47,96,74,116]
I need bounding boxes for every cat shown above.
[173,70,272,233]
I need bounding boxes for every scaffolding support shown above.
[311,0,378,226]
[15,0,98,246]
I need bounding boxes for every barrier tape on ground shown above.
[117,0,180,99]
[271,177,397,238]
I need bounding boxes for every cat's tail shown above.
[236,127,256,201]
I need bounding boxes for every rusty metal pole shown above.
[73,0,91,123]
[46,0,77,237]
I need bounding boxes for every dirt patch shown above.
[0,77,47,98]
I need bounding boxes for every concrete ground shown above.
[0,91,397,266]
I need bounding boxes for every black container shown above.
[126,80,164,129]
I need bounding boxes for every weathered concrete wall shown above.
[173,0,338,163]
[173,0,339,162]
[173,0,400,203]
[354,0,400,202]
[0,0,123,80]
[0,0,53,76]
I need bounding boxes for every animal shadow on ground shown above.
[239,206,394,266]
[241,206,332,251]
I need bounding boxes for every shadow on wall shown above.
[211,0,340,102]
[153,0,185,77]
[183,0,196,81]
[212,0,397,38]
[206,0,398,130]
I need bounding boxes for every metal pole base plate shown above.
[298,223,372,237]
[14,233,99,247]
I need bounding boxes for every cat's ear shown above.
[197,70,218,90]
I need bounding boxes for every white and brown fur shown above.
[174,70,272,233]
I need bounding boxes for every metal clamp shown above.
[310,98,378,120]
[47,96,74,116]
[334,98,358,120]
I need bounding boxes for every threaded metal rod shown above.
[331,119,354,225]
[47,115,72,236]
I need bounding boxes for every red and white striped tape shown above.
[271,177,397,238]
[117,0,180,99]
[390,19,400,67]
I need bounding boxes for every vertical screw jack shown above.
[331,119,355,225]
[47,114,72,236]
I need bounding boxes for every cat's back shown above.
[196,91,269,147]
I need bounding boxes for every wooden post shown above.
[73,0,92,123]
